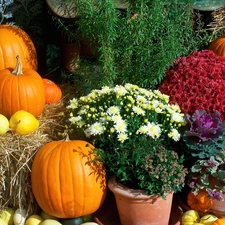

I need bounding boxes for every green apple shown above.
[0,207,15,225]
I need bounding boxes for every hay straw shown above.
[0,90,68,215]
[207,6,225,36]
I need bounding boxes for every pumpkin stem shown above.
[12,55,23,76]
[62,130,71,142]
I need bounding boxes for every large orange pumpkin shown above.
[208,35,225,58]
[0,24,38,71]
[0,55,45,118]
[42,78,62,104]
[31,139,107,218]
[187,190,213,212]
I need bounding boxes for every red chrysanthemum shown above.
[158,50,225,120]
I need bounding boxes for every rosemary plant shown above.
[53,0,215,90]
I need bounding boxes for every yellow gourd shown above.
[9,110,39,135]
[0,114,9,134]
[181,210,200,225]
[200,214,218,225]
[0,207,15,225]
[0,218,7,225]
[25,215,43,225]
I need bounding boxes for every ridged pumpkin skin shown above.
[0,56,45,118]
[212,218,225,225]
[0,24,37,71]
[42,78,62,104]
[209,35,225,58]
[187,190,213,212]
[31,139,107,218]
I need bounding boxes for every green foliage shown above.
[53,0,214,90]
[7,0,45,47]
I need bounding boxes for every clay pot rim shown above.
[108,175,173,200]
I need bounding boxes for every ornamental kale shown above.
[188,150,225,201]
[183,109,225,159]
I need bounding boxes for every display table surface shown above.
[94,191,183,225]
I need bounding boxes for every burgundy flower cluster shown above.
[158,50,225,121]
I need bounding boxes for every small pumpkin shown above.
[187,190,213,212]
[181,209,200,225]
[31,138,107,218]
[0,24,37,71]
[42,78,62,104]
[0,55,45,118]
[212,218,225,225]
[208,35,225,58]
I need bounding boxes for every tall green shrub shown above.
[54,0,214,89]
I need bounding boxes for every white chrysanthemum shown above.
[107,106,120,115]
[100,86,112,94]
[114,120,127,133]
[89,122,104,135]
[112,115,123,123]
[136,95,146,103]
[171,112,185,123]
[114,85,128,96]
[67,98,79,109]
[137,125,148,134]
[168,128,181,141]
[151,100,160,109]
[69,116,82,124]
[146,122,161,139]
[132,106,145,116]
[117,133,128,143]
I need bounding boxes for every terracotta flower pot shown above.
[108,176,174,225]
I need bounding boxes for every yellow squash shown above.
[9,110,39,135]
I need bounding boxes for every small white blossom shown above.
[107,106,120,115]
[114,120,127,133]
[168,128,181,142]
[117,133,128,143]
[89,122,104,135]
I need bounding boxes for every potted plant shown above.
[65,83,188,225]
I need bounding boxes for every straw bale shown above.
[0,98,67,215]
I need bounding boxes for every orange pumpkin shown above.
[208,35,225,58]
[0,55,45,118]
[212,218,225,225]
[187,190,213,212]
[31,139,107,218]
[0,24,38,71]
[42,78,62,104]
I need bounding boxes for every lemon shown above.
[0,114,9,135]
[0,207,15,225]
[9,110,39,135]
[25,215,43,225]
[200,214,218,225]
